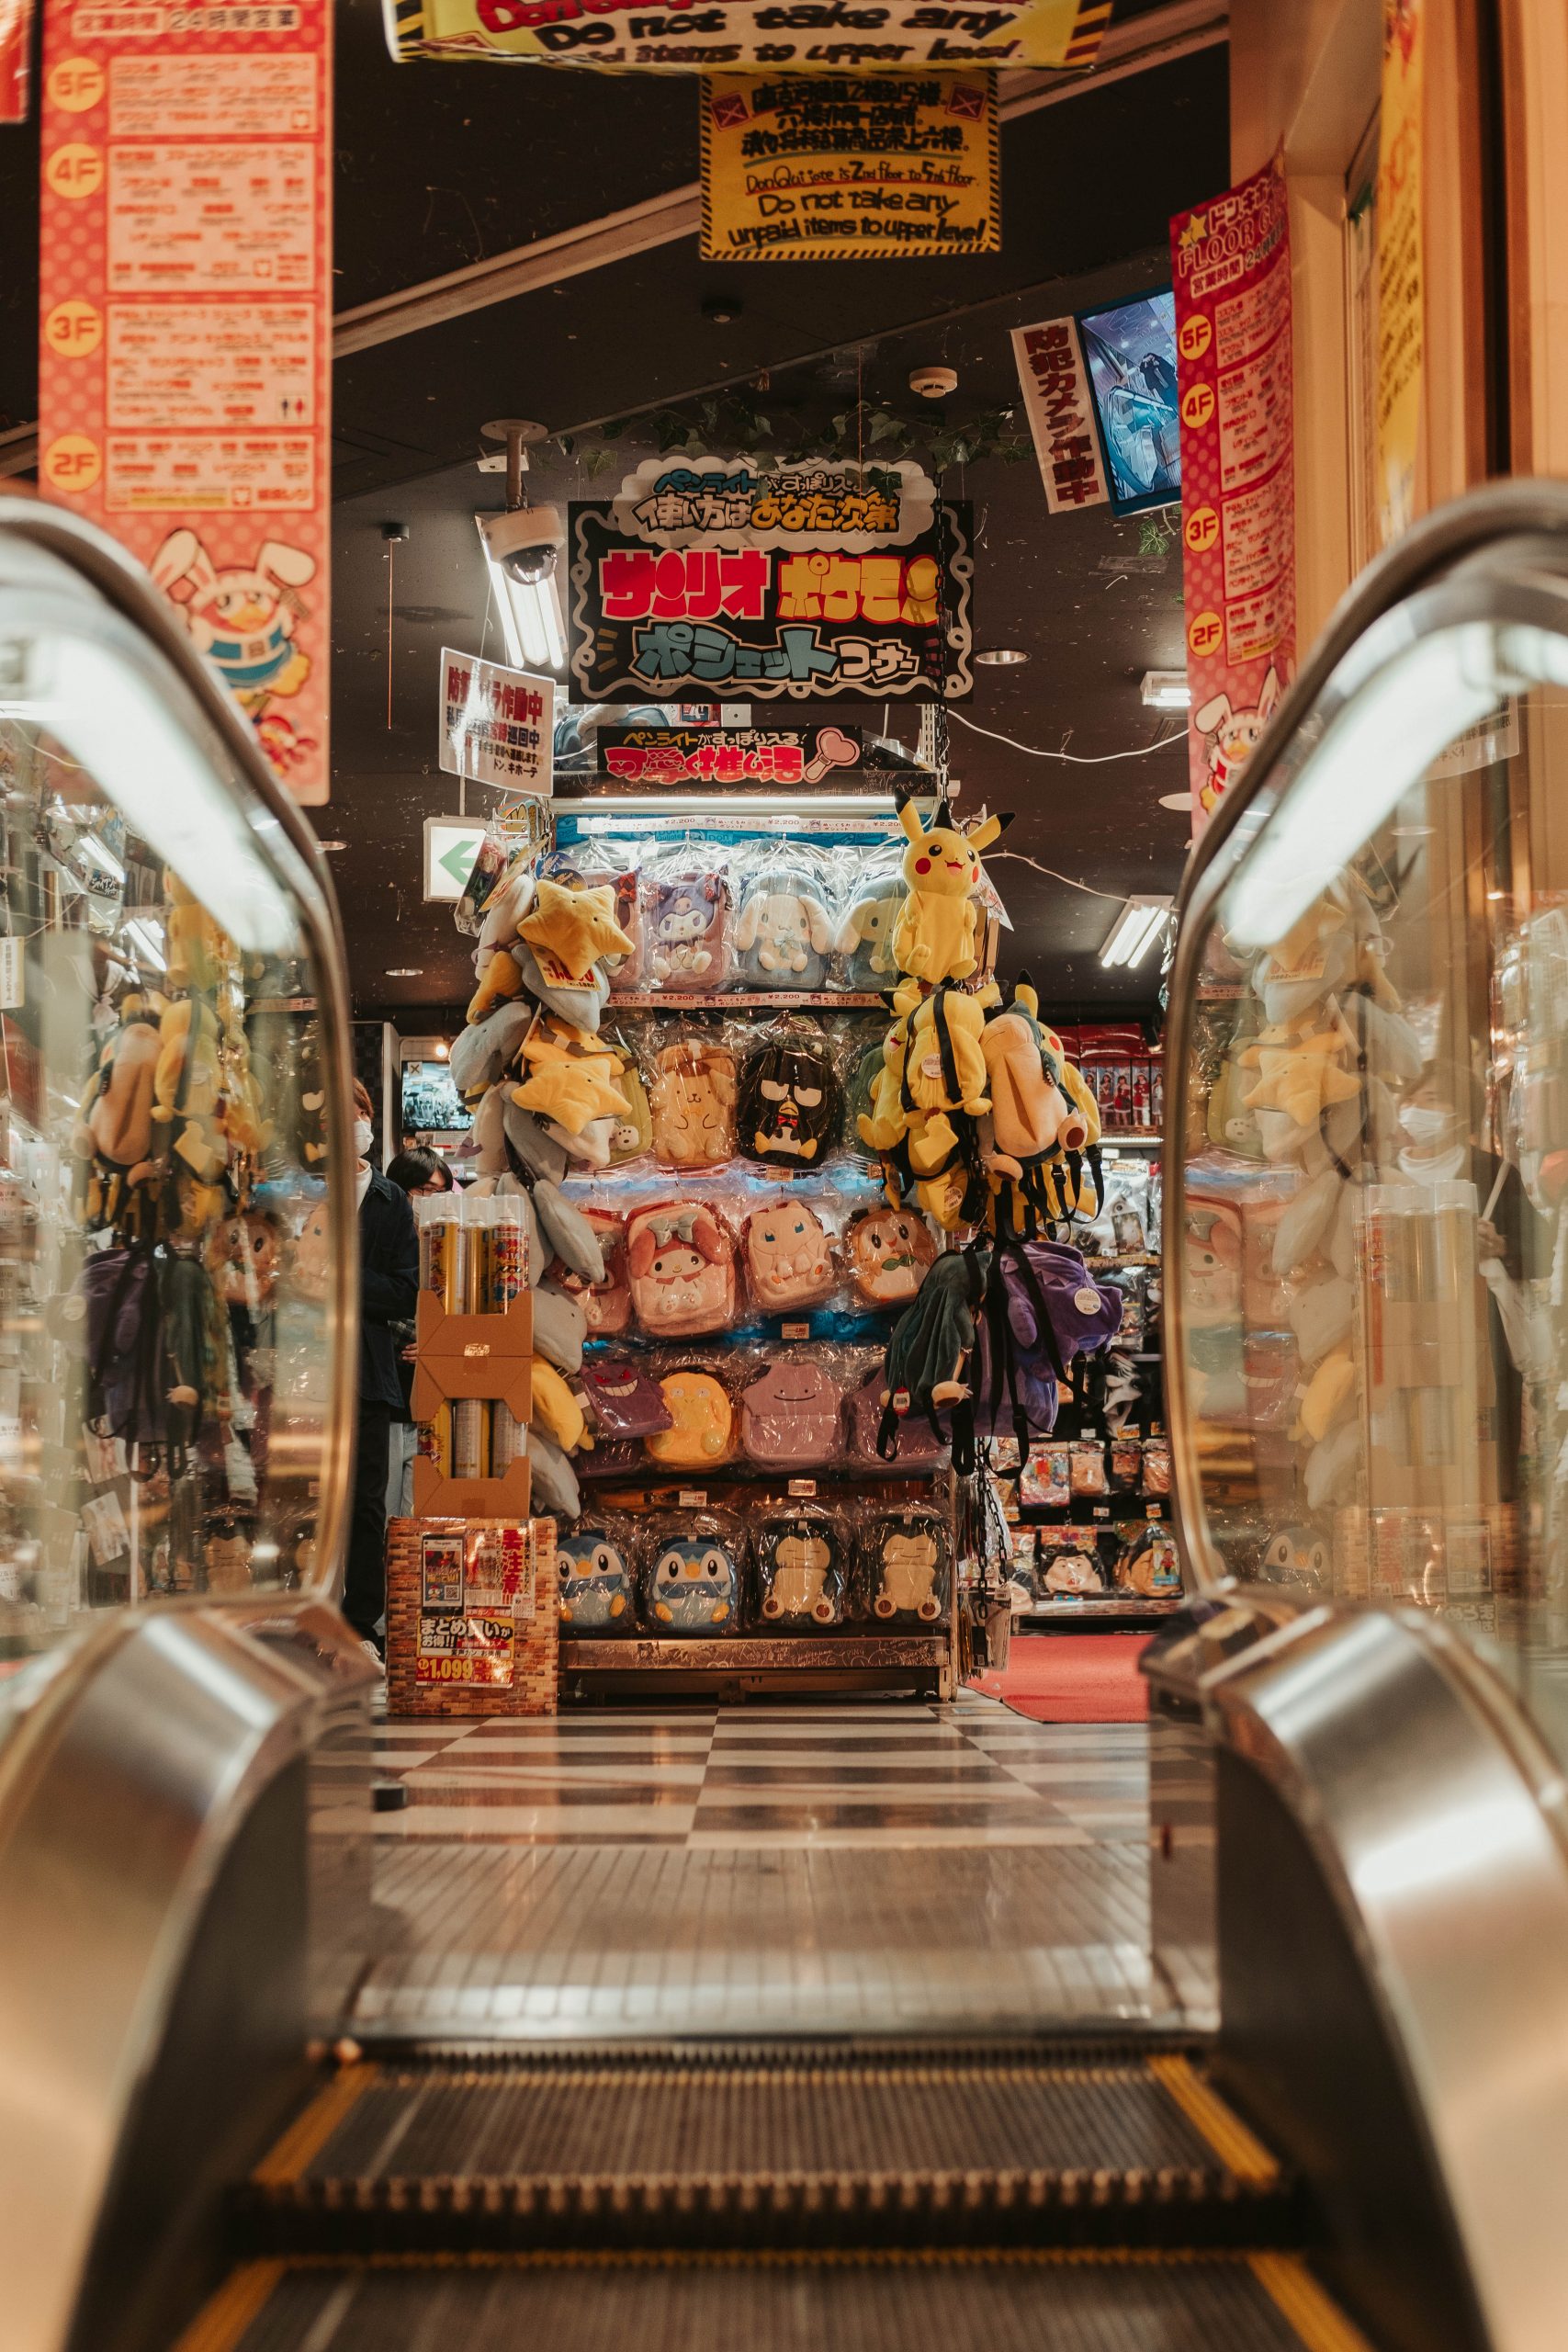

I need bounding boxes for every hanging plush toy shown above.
[843,1205,937,1307]
[734,854,838,990]
[739,1351,843,1469]
[649,1039,737,1170]
[738,1027,841,1170]
[646,1368,737,1467]
[518,877,635,984]
[558,1520,637,1634]
[889,795,1011,985]
[626,1202,738,1337]
[754,1506,845,1629]
[639,1514,741,1634]
[742,1199,835,1312]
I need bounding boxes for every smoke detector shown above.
[909,366,958,401]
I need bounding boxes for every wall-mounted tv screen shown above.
[1076,288,1180,517]
[400,1059,471,1135]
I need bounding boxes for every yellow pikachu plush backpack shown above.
[979,978,1102,1237]
[890,794,1011,985]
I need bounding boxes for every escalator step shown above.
[238,2047,1297,2254]
[178,2249,1374,2352]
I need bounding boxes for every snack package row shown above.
[1018,1432,1171,1509]
[549,1195,939,1337]
[558,1499,953,1638]
[602,1014,887,1175]
[578,1342,948,1476]
[541,834,919,997]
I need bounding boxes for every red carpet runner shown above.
[969,1633,1151,1724]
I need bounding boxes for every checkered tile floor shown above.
[353,1696,1213,2041]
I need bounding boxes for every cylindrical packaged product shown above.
[491,1400,525,1471]
[443,1220,472,1316]
[418,1406,451,1475]
[490,1198,529,1309]
[418,1194,458,1296]
[452,1396,491,1481]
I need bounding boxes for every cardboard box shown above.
[411,1451,533,1521]
[410,1290,533,1424]
[386,1515,558,1717]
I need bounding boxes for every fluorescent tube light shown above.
[125,918,166,971]
[476,510,567,673]
[1141,670,1191,710]
[1224,622,1513,952]
[1100,894,1173,968]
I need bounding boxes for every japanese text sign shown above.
[385,0,1108,74]
[1011,316,1109,514]
[1170,153,1295,836]
[439,648,555,792]
[701,72,998,262]
[596,723,864,786]
[39,1,333,803]
[567,456,971,703]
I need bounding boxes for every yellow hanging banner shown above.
[1375,0,1424,545]
[385,0,1106,73]
[701,71,998,262]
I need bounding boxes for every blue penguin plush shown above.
[558,1521,636,1635]
[639,1514,741,1636]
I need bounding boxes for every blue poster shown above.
[1077,288,1181,517]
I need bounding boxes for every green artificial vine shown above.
[556,385,1032,479]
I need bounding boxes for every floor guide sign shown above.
[38,4,333,805]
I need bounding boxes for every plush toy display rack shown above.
[542,803,963,1702]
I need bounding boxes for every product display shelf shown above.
[560,1630,952,1701]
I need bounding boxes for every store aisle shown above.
[353,1695,1213,2042]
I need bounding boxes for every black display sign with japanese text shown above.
[568,457,972,704]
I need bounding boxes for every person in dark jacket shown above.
[344,1079,419,1654]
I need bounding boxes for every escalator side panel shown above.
[1214,1746,1487,2352]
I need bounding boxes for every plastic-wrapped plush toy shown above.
[739,1350,843,1470]
[626,1201,738,1337]
[734,848,839,992]
[642,850,732,992]
[639,1508,743,1635]
[541,849,642,990]
[860,1506,950,1625]
[839,841,908,990]
[558,1517,637,1634]
[754,1504,846,1631]
[742,1199,836,1313]
[1115,1522,1182,1598]
[649,1038,737,1170]
[580,1354,671,1442]
[890,795,1010,985]
[606,1053,652,1165]
[843,1364,946,1470]
[549,1207,630,1335]
[738,1026,841,1170]
[843,1205,937,1307]
[518,876,635,983]
[646,1366,737,1467]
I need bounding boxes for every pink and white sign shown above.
[1170,153,1295,835]
[39,4,333,803]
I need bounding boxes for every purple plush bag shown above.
[844,1365,947,1469]
[972,1236,1122,1443]
[581,1356,672,1441]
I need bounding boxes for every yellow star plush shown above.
[510,1055,631,1136]
[1241,1018,1360,1131]
[518,878,635,983]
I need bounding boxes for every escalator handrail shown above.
[1162,479,1568,1597]
[0,497,358,1619]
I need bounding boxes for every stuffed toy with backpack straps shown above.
[890,795,1012,985]
[976,977,1102,1231]
[878,1244,989,1473]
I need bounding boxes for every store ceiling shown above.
[0,0,1226,1029]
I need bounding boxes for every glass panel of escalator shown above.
[1175,583,1568,1750]
[0,535,342,1693]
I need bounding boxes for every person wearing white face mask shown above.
[344,1076,419,1659]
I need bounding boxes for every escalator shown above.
[12,489,1568,2352]
[188,2039,1357,2352]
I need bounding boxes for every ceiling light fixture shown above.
[385,967,424,978]
[975,647,1030,667]
[315,836,348,853]
[1100,894,1173,970]
[1141,670,1191,710]
[476,418,566,673]
[1158,791,1194,813]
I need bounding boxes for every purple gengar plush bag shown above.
[581,1356,671,1440]
[972,1236,1122,1445]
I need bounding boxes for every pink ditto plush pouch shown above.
[740,1353,843,1470]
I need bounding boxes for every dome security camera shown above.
[909,366,958,400]
[476,504,566,583]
